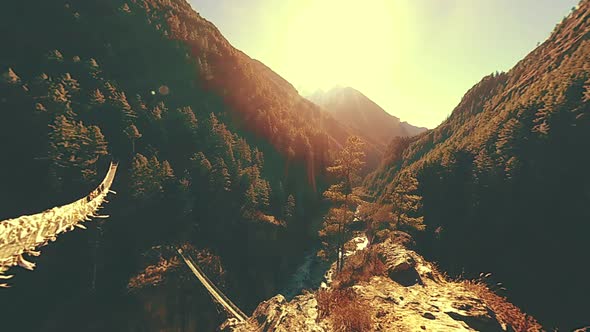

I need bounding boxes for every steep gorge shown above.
[1,0,588,331]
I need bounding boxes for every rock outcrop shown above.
[221,236,525,331]
[220,293,327,332]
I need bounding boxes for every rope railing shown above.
[177,248,248,322]
[0,162,118,286]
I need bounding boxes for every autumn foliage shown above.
[462,281,543,332]
[316,288,373,332]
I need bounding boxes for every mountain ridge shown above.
[364,1,590,328]
[307,86,428,149]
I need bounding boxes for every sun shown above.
[276,0,409,94]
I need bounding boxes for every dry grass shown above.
[333,249,386,289]
[462,280,543,332]
[316,288,373,332]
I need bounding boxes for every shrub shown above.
[462,280,543,331]
[332,249,386,289]
[316,288,372,332]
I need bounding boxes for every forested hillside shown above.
[0,0,342,330]
[155,0,361,185]
[364,2,590,329]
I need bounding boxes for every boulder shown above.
[222,293,325,332]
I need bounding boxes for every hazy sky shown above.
[190,0,579,128]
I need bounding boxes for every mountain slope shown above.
[308,86,427,148]
[0,0,350,330]
[155,3,362,183]
[365,2,590,329]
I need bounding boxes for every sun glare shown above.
[278,0,408,94]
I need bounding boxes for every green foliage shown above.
[389,172,424,231]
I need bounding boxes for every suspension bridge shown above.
[0,162,118,285]
[177,248,248,322]
[0,161,247,323]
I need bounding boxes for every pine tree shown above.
[211,157,231,192]
[120,3,131,13]
[86,126,108,157]
[473,148,496,186]
[50,83,70,106]
[124,124,142,153]
[390,172,425,231]
[253,147,264,169]
[80,125,109,180]
[257,180,271,211]
[496,118,521,156]
[131,154,164,200]
[319,136,365,271]
[90,89,106,105]
[86,58,101,78]
[191,152,212,177]
[105,82,136,119]
[358,202,393,242]
[504,156,521,180]
[242,183,258,217]
[160,160,175,182]
[131,153,151,199]
[60,73,80,94]
[236,138,252,165]
[2,68,20,84]
[48,114,80,168]
[284,194,296,223]
[47,49,64,62]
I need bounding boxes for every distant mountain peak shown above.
[306,86,427,148]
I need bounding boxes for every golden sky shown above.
[193,0,579,128]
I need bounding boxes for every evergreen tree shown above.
[131,153,163,200]
[358,202,393,243]
[2,68,20,84]
[48,114,80,168]
[284,194,296,223]
[390,172,425,231]
[191,152,212,178]
[257,180,271,212]
[496,118,521,157]
[211,157,231,192]
[80,125,109,180]
[90,89,106,105]
[319,136,365,271]
[124,124,142,153]
[60,73,80,94]
[242,183,258,218]
[160,160,175,181]
[46,49,64,62]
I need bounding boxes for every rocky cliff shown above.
[221,233,540,331]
